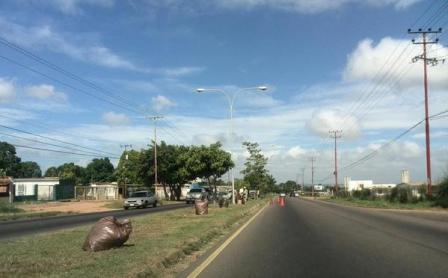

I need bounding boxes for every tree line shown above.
[0,140,278,199]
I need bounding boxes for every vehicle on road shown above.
[279,192,286,197]
[123,191,157,209]
[186,188,208,204]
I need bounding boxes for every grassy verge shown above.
[324,197,439,210]
[0,199,266,277]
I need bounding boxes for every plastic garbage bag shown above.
[195,200,208,215]
[82,216,132,252]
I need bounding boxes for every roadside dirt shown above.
[16,200,121,213]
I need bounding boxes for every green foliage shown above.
[44,167,59,177]
[435,177,448,208]
[241,141,274,193]
[0,201,24,213]
[278,180,297,193]
[17,161,42,178]
[115,150,144,186]
[352,189,373,200]
[84,157,115,183]
[0,141,21,177]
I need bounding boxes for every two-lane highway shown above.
[0,203,191,240]
[184,198,448,278]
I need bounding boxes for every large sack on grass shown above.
[195,200,208,215]
[82,216,132,252]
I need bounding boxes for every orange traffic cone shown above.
[279,197,285,207]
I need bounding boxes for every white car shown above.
[279,192,286,197]
[123,191,158,209]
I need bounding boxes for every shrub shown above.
[397,187,412,203]
[435,177,448,208]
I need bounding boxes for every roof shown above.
[14,177,60,182]
[0,177,13,186]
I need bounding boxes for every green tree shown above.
[115,150,143,186]
[0,141,21,177]
[17,161,42,178]
[44,167,59,177]
[84,158,115,183]
[241,141,270,192]
[56,163,86,186]
[183,142,234,193]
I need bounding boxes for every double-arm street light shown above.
[196,86,269,204]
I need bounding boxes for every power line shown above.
[13,144,119,159]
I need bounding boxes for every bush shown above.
[435,178,448,208]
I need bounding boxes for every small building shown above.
[13,177,67,201]
[0,177,13,203]
[76,182,119,200]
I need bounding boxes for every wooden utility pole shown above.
[309,157,316,197]
[329,130,342,194]
[120,144,132,198]
[408,27,443,198]
[147,115,164,186]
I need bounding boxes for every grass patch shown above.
[0,201,24,214]
[102,200,124,210]
[0,199,266,277]
[324,197,438,210]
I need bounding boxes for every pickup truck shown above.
[123,191,158,209]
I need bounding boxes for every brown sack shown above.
[195,200,208,215]
[82,216,132,252]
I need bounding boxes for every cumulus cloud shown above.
[102,111,132,126]
[306,109,361,139]
[0,78,16,103]
[152,95,176,112]
[343,37,448,90]
[25,84,68,103]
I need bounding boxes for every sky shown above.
[0,0,447,184]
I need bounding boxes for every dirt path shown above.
[17,200,121,213]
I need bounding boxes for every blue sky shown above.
[0,0,447,184]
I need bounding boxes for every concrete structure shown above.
[13,177,60,201]
[344,177,395,192]
[401,170,411,184]
[76,182,119,200]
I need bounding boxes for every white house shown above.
[14,177,60,201]
[344,177,395,192]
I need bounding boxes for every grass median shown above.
[323,197,439,210]
[0,198,266,278]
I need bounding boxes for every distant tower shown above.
[401,170,411,184]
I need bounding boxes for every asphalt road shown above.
[185,198,448,278]
[0,203,191,240]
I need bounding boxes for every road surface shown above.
[183,198,448,278]
[0,203,190,240]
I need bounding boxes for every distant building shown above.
[0,177,13,203]
[13,177,68,201]
[401,170,411,184]
[344,177,395,192]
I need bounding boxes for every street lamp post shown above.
[196,86,268,205]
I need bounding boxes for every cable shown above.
[13,144,118,159]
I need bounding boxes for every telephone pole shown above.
[301,167,305,193]
[408,27,443,198]
[120,144,132,198]
[147,115,164,186]
[329,130,342,194]
[309,157,316,197]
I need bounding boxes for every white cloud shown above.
[287,146,306,158]
[343,37,448,90]
[159,67,204,77]
[152,95,176,112]
[0,78,16,103]
[199,0,421,14]
[25,84,68,103]
[43,0,114,14]
[306,109,361,139]
[102,111,132,126]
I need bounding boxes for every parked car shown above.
[185,188,208,204]
[279,192,286,197]
[123,191,157,209]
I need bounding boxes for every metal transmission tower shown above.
[120,144,132,198]
[329,130,342,194]
[309,157,316,197]
[147,115,164,186]
[408,27,443,198]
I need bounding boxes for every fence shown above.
[75,186,119,200]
